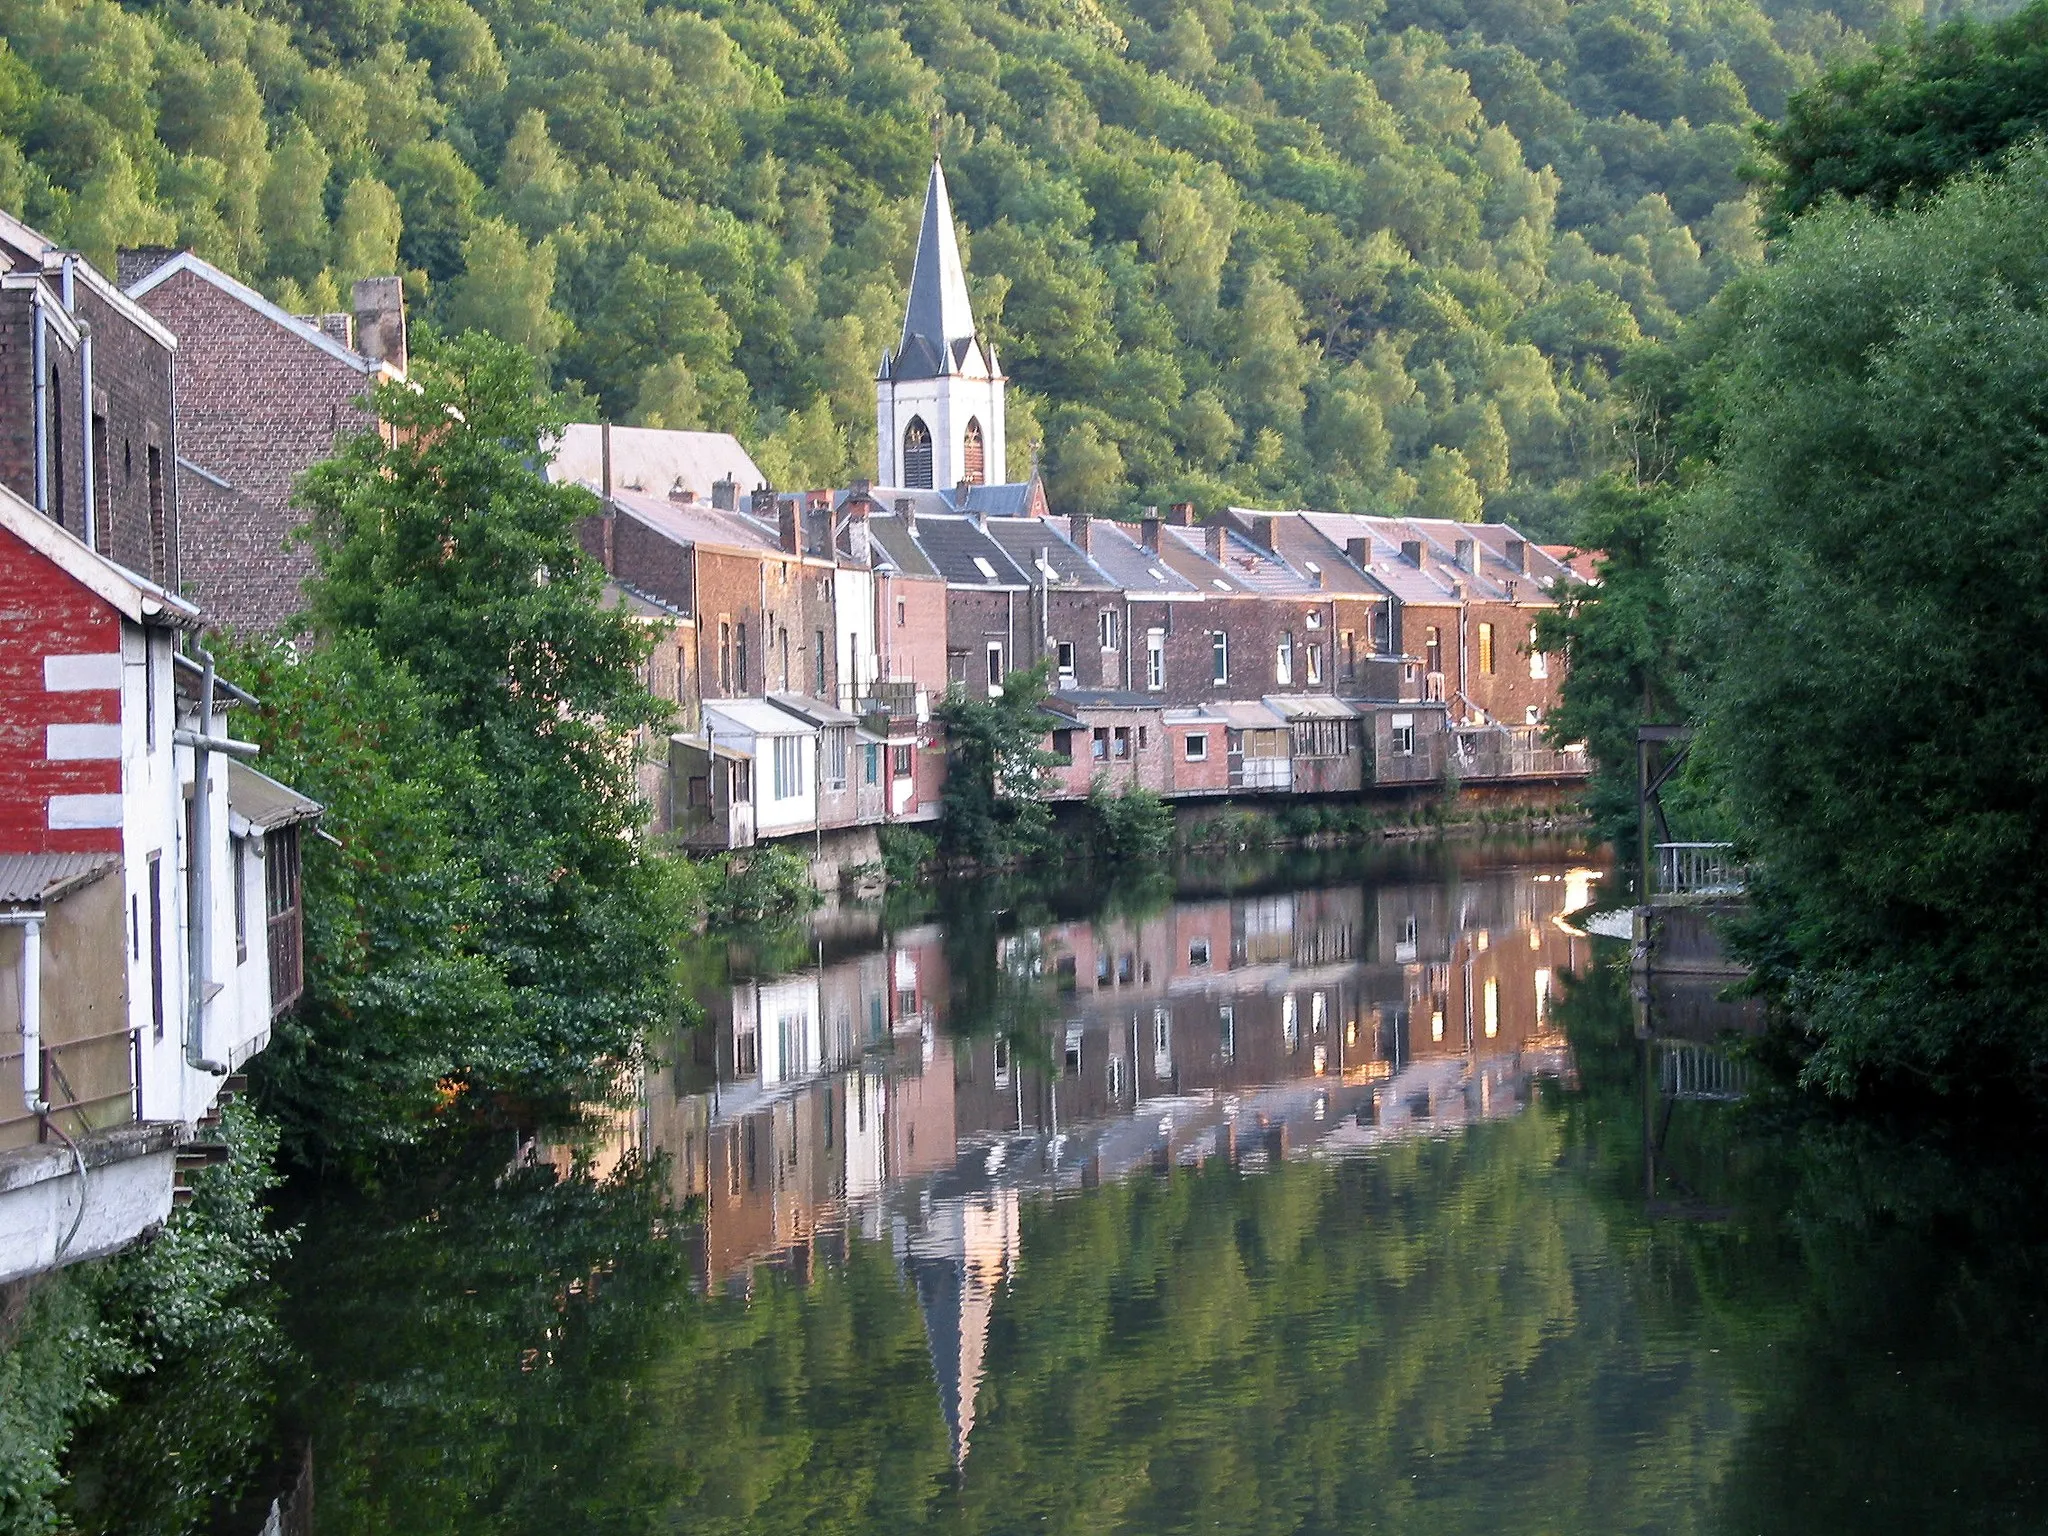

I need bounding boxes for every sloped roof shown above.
[908,516,1030,587]
[1224,509,1382,595]
[0,853,118,906]
[768,693,860,727]
[0,481,203,628]
[3,215,180,351]
[1160,523,1319,595]
[889,161,986,382]
[1266,695,1359,720]
[706,698,816,737]
[226,759,323,832]
[547,424,764,502]
[983,518,1114,589]
[865,513,941,579]
[1299,513,1460,605]
[609,490,784,557]
[1077,520,1199,594]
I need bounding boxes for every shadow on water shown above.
[66,836,2048,1534]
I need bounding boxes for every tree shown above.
[1048,418,1125,515]
[259,119,331,289]
[935,661,1059,867]
[332,176,402,287]
[445,218,564,362]
[297,331,691,1106]
[1673,143,2048,1097]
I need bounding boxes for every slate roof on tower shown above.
[882,162,992,381]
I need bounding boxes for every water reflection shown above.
[555,848,1604,1467]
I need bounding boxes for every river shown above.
[121,839,2048,1532]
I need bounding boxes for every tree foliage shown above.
[935,662,1059,867]
[0,0,1878,531]
[1673,143,2048,1097]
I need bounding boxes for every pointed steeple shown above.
[895,160,980,380]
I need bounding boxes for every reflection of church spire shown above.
[908,1188,1019,1468]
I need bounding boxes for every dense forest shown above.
[0,0,1949,528]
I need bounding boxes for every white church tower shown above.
[876,161,1007,491]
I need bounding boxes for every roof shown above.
[1225,509,1382,595]
[1298,513,1459,605]
[1160,523,1319,596]
[768,693,860,727]
[1212,700,1289,730]
[906,515,1030,587]
[226,759,323,832]
[547,424,764,503]
[0,481,203,628]
[865,513,941,579]
[1055,688,1165,710]
[887,161,987,382]
[609,490,784,558]
[0,214,181,352]
[705,698,817,737]
[983,518,1114,590]
[126,250,391,374]
[1076,519,1199,594]
[601,580,688,619]
[1266,694,1359,720]
[673,732,753,763]
[1544,545,1601,584]
[0,853,118,907]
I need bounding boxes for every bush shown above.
[877,826,935,886]
[1087,781,1175,861]
[705,846,821,927]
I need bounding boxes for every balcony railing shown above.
[1655,842,1743,897]
[1450,728,1590,782]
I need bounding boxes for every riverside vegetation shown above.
[0,0,1933,533]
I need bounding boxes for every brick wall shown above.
[0,528,125,855]
[133,267,380,633]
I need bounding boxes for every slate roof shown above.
[1077,520,1200,594]
[1298,513,1461,605]
[1160,523,1319,595]
[906,515,1031,587]
[865,514,942,579]
[983,518,1115,589]
[610,490,782,555]
[1224,509,1382,595]
[886,162,988,382]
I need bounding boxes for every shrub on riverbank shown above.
[1088,782,1174,862]
[704,847,821,928]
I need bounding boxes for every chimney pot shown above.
[712,475,738,511]
[1401,539,1425,568]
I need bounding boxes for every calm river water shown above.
[257,839,2047,1533]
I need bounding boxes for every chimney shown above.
[751,485,779,521]
[1167,501,1196,526]
[1068,512,1092,553]
[852,478,872,498]
[1346,537,1372,569]
[778,497,802,555]
[1505,537,1528,572]
[712,475,739,512]
[896,498,917,537]
[351,276,408,374]
[1142,513,1163,553]
[668,477,694,504]
[314,312,355,347]
[1454,538,1479,574]
[1400,539,1425,568]
[1251,515,1277,552]
[601,422,613,502]
[845,499,872,564]
[1204,524,1225,563]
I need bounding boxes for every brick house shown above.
[0,215,180,590]
[122,250,407,634]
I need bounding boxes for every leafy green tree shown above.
[1048,417,1126,515]
[935,661,1059,867]
[444,218,563,363]
[332,176,401,287]
[1674,143,2048,1097]
[259,118,331,289]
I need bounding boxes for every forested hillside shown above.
[0,0,1918,527]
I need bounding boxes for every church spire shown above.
[895,160,979,379]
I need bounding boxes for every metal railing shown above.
[1655,842,1743,896]
[1656,1039,1749,1101]
[1449,728,1591,782]
[0,1030,137,1151]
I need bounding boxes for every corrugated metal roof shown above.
[227,759,323,831]
[706,698,817,737]
[0,853,119,905]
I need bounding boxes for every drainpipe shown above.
[61,256,95,549]
[31,300,47,512]
[4,911,46,1114]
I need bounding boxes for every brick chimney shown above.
[1167,501,1196,526]
[896,498,917,537]
[351,276,407,374]
[1205,525,1225,563]
[1141,513,1162,553]
[314,312,355,347]
[1068,512,1092,553]
[1251,515,1277,551]
[668,477,694,504]
[1401,539,1425,568]
[1346,537,1372,569]
[712,475,739,511]
[1454,537,1479,574]
[751,485,779,521]
[778,497,802,555]
[1505,537,1528,572]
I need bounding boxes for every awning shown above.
[226,759,323,833]
[768,692,860,727]
[0,853,118,907]
[1265,695,1360,721]
[705,698,819,736]
[673,732,753,762]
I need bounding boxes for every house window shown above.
[1276,633,1292,686]
[1526,705,1542,725]
[146,444,166,583]
[986,641,1004,695]
[718,619,732,692]
[1424,625,1441,676]
[1295,720,1348,758]
[1183,732,1208,762]
[1146,629,1164,690]
[1092,727,1109,761]
[147,853,163,1039]
[1219,1004,1235,1061]
[232,836,248,963]
[1137,725,1148,750]
[1056,640,1076,682]
[1099,609,1120,650]
[1108,1054,1127,1100]
[144,633,157,747]
[736,623,749,691]
[1484,977,1499,1038]
[1478,622,1495,675]
[689,775,709,806]
[1153,1008,1172,1078]
[896,599,906,627]
[1190,939,1210,966]
[892,744,913,778]
[1529,627,1548,679]
[962,417,985,485]
[1245,729,1287,759]
[994,1035,1010,1088]
[903,416,934,489]
[1283,994,1299,1048]
[264,825,304,1013]
[1305,643,1322,684]
[824,726,848,789]
[1391,713,1415,756]
[864,742,880,784]
[815,629,828,695]
[1113,726,1130,759]
[770,736,806,799]
[1052,728,1074,761]
[1065,1030,1084,1073]
[730,760,752,802]
[1339,630,1356,681]
[1211,631,1228,684]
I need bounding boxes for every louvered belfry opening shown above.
[904,417,934,488]
[962,418,985,485]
